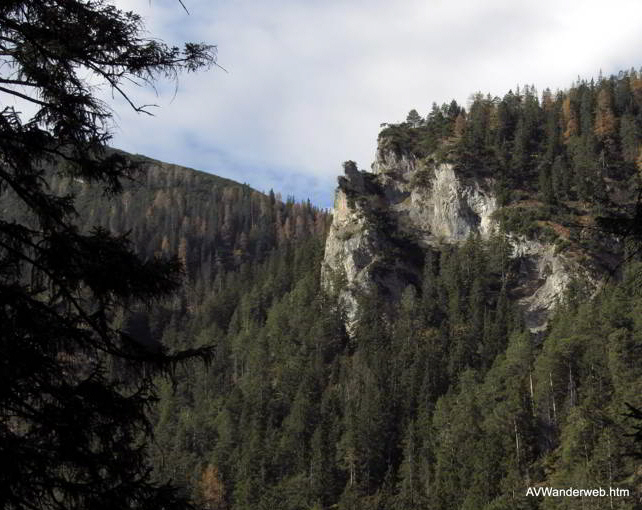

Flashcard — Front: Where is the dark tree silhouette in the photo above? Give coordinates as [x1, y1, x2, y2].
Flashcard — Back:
[0, 1, 216, 508]
[624, 404, 642, 459]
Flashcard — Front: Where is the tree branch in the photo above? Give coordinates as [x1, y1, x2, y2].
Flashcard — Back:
[0, 85, 50, 107]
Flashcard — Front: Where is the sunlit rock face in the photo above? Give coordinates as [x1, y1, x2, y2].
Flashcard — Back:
[322, 146, 588, 333]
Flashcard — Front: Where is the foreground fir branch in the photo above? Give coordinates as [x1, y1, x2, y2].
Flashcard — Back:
[0, 1, 217, 508]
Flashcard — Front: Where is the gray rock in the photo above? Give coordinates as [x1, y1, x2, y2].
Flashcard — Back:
[322, 147, 592, 333]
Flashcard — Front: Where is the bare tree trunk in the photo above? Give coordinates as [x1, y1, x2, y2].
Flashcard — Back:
[549, 371, 557, 424]
[529, 370, 535, 415]
[514, 418, 520, 466]
[568, 364, 576, 407]
[608, 436, 614, 510]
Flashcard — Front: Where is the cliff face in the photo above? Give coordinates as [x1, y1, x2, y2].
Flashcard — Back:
[322, 145, 590, 332]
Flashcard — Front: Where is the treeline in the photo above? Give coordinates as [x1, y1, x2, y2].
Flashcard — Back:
[382, 69, 642, 209]
[46, 157, 331, 297]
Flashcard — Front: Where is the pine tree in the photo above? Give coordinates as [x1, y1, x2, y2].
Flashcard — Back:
[551, 155, 571, 200]
[579, 83, 595, 137]
[395, 421, 426, 509]
[453, 111, 467, 139]
[309, 423, 335, 507]
[538, 163, 555, 204]
[406, 109, 423, 128]
[619, 114, 639, 163]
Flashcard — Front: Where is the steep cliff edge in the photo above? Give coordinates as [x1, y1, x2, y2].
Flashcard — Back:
[322, 145, 595, 332]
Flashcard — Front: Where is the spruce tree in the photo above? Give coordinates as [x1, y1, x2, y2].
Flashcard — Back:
[406, 109, 423, 128]
[0, 1, 216, 508]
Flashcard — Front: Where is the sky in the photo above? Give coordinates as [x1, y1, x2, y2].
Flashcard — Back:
[108, 0, 642, 208]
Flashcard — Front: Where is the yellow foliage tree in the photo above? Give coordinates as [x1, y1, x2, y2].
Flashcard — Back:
[561, 96, 578, 141]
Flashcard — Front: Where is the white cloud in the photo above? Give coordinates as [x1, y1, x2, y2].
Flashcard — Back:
[109, 0, 642, 207]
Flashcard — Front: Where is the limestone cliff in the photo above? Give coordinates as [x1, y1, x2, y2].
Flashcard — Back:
[322, 145, 593, 332]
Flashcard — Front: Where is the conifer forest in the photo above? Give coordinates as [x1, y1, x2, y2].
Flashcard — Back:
[1, 2, 642, 510]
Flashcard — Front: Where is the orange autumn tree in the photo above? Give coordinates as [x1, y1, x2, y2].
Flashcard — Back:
[199, 464, 226, 510]
[594, 87, 617, 140]
[561, 95, 579, 141]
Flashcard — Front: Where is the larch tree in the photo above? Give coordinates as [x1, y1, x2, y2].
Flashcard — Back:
[562, 95, 579, 141]
[594, 87, 617, 140]
[0, 1, 216, 509]
[199, 464, 226, 510]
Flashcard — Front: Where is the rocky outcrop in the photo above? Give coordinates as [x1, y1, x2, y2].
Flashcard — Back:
[321, 161, 423, 324]
[510, 238, 576, 332]
[322, 147, 589, 332]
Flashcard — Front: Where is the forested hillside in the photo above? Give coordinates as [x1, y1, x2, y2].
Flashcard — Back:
[145, 237, 642, 510]
[9, 71, 641, 510]
[59, 155, 329, 280]
[128, 70, 641, 510]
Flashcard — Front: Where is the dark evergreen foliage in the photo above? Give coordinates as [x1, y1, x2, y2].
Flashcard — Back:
[143, 213, 641, 509]
[135, 71, 642, 509]
[3, 9, 641, 506]
[0, 1, 217, 508]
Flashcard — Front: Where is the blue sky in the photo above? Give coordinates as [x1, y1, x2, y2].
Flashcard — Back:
[110, 0, 642, 208]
